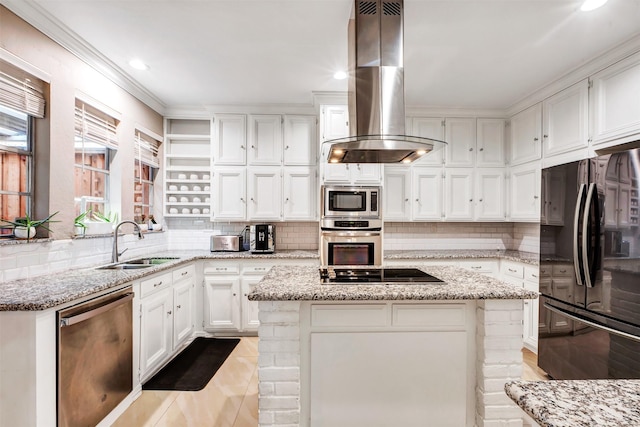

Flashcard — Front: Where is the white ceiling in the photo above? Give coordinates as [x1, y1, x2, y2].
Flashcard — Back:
[6, 0, 640, 112]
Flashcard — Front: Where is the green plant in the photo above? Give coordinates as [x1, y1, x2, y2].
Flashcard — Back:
[74, 209, 92, 230]
[0, 211, 59, 241]
[92, 211, 118, 223]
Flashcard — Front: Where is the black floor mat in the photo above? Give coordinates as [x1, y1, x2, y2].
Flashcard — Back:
[142, 337, 240, 391]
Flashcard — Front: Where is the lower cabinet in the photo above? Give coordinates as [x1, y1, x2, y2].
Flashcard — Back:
[500, 260, 539, 352]
[139, 263, 196, 381]
[203, 259, 316, 333]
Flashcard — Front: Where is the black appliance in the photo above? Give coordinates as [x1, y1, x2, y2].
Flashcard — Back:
[319, 267, 444, 284]
[250, 224, 275, 253]
[538, 145, 640, 380]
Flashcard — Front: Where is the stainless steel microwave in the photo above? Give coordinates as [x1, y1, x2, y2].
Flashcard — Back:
[321, 185, 381, 219]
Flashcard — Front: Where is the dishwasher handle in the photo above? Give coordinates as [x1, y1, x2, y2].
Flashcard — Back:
[60, 292, 134, 327]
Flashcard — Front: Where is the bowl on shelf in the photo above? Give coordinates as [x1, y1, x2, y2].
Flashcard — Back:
[202, 174, 210, 181]
[180, 185, 189, 191]
[192, 208, 201, 214]
[203, 208, 210, 214]
[193, 197, 202, 203]
[204, 186, 210, 191]
[168, 196, 178, 202]
[177, 173, 187, 179]
[169, 208, 178, 214]
[193, 185, 202, 191]
[169, 185, 178, 191]
[190, 174, 198, 180]
[181, 208, 191, 214]
[180, 196, 189, 202]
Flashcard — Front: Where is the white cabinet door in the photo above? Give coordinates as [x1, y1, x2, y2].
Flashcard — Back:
[509, 104, 542, 166]
[509, 162, 541, 221]
[172, 279, 194, 350]
[591, 51, 640, 145]
[212, 167, 246, 220]
[475, 168, 505, 221]
[140, 288, 173, 376]
[247, 167, 282, 220]
[542, 80, 589, 157]
[248, 115, 283, 165]
[284, 115, 317, 165]
[213, 114, 246, 165]
[241, 276, 262, 331]
[445, 118, 476, 167]
[284, 167, 317, 220]
[476, 118, 505, 166]
[412, 166, 443, 220]
[204, 277, 241, 331]
[444, 168, 474, 220]
[383, 167, 411, 221]
[351, 163, 382, 184]
[409, 117, 445, 166]
[322, 162, 351, 183]
[321, 105, 349, 141]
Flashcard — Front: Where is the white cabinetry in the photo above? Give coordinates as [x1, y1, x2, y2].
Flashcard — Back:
[383, 167, 411, 221]
[247, 167, 283, 220]
[284, 115, 317, 165]
[412, 166, 444, 220]
[408, 117, 445, 166]
[508, 162, 541, 221]
[444, 168, 504, 221]
[509, 104, 542, 166]
[476, 118, 506, 166]
[139, 263, 196, 380]
[500, 260, 538, 352]
[445, 168, 474, 220]
[542, 80, 589, 160]
[445, 118, 476, 167]
[475, 168, 506, 221]
[212, 167, 246, 220]
[164, 118, 212, 218]
[248, 114, 283, 165]
[284, 167, 317, 220]
[591, 51, 640, 146]
[213, 114, 247, 165]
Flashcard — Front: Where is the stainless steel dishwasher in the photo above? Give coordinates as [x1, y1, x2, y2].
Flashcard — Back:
[57, 286, 134, 427]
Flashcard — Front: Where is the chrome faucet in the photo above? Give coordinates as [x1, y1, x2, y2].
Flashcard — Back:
[112, 221, 144, 263]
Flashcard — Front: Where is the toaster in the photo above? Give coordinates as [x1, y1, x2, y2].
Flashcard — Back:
[210, 235, 244, 252]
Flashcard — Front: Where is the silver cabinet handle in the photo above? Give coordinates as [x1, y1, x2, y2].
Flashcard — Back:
[508, 268, 517, 273]
[181, 271, 188, 276]
[154, 281, 163, 288]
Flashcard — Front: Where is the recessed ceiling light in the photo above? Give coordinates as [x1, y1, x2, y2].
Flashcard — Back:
[129, 58, 149, 70]
[580, 0, 608, 11]
[333, 71, 347, 80]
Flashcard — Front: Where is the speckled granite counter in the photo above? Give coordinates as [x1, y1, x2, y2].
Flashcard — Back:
[505, 380, 640, 427]
[248, 265, 538, 301]
[385, 249, 539, 264]
[0, 249, 318, 311]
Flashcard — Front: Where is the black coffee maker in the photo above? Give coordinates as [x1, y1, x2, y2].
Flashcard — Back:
[250, 224, 275, 253]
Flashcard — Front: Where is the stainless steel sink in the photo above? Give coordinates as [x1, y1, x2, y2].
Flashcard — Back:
[96, 257, 179, 270]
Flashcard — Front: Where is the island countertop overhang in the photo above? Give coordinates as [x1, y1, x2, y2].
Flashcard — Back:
[248, 265, 539, 301]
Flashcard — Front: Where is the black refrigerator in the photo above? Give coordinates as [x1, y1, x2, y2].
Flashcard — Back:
[538, 145, 640, 380]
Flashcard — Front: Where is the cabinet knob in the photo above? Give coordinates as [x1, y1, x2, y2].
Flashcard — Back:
[534, 137, 539, 141]
[469, 199, 473, 202]
[233, 293, 237, 297]
[285, 198, 289, 202]
[534, 195, 539, 199]
[167, 310, 172, 315]
[251, 145, 255, 149]
[176, 305, 181, 309]
[479, 148, 484, 152]
[240, 197, 245, 202]
[543, 134, 548, 138]
[405, 198, 409, 202]
[285, 145, 289, 150]
[240, 145, 245, 149]
[251, 197, 255, 202]
[469, 147, 473, 151]
[479, 198, 483, 202]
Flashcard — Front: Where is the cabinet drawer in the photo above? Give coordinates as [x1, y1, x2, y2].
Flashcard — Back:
[502, 261, 524, 279]
[458, 260, 497, 275]
[524, 265, 540, 283]
[243, 264, 272, 275]
[311, 304, 387, 327]
[538, 265, 551, 277]
[203, 262, 240, 275]
[173, 263, 195, 282]
[140, 272, 172, 298]
[552, 264, 573, 277]
[392, 304, 466, 328]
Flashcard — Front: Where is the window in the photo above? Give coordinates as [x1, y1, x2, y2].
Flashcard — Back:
[134, 129, 160, 224]
[74, 100, 118, 217]
[0, 59, 45, 236]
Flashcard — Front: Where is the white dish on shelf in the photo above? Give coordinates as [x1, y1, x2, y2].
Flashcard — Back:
[190, 174, 198, 180]
[168, 196, 177, 202]
[180, 185, 189, 191]
[205, 197, 211, 202]
[204, 186, 210, 191]
[180, 197, 189, 202]
[177, 173, 187, 179]
[169, 208, 178, 214]
[182, 208, 191, 214]
[203, 208, 210, 214]
[192, 185, 202, 192]
[193, 197, 202, 203]
[192, 208, 201, 214]
[202, 174, 210, 180]
[169, 185, 178, 191]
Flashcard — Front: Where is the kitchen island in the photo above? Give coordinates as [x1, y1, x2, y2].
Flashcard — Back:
[248, 264, 538, 427]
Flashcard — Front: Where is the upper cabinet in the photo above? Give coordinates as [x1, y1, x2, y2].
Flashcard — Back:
[408, 117, 445, 166]
[444, 118, 476, 167]
[284, 115, 318, 166]
[509, 104, 542, 166]
[476, 118, 506, 167]
[213, 114, 246, 165]
[321, 105, 350, 142]
[542, 80, 589, 158]
[591, 51, 640, 147]
[248, 115, 283, 165]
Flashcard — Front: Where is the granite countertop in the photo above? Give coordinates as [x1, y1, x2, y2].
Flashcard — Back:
[248, 265, 538, 301]
[385, 249, 539, 265]
[505, 380, 640, 427]
[0, 250, 318, 311]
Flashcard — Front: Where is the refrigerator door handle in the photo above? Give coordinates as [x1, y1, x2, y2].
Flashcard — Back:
[582, 183, 597, 288]
[573, 183, 586, 287]
[544, 302, 640, 343]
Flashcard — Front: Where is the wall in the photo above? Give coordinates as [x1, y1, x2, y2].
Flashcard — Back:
[0, 6, 163, 238]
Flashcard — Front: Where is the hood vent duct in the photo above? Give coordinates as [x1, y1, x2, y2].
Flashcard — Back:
[325, 0, 446, 164]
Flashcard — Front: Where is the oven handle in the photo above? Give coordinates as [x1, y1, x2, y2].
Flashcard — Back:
[60, 292, 134, 327]
[321, 231, 382, 237]
[544, 302, 640, 343]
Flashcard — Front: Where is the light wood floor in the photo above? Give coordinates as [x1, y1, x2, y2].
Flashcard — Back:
[115, 338, 548, 426]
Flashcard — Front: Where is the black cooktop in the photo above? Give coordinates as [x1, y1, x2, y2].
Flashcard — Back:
[319, 267, 444, 284]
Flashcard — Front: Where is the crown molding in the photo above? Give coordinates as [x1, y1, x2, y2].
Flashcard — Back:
[1, 0, 166, 114]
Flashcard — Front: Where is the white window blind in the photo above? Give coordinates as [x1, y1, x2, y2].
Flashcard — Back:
[0, 60, 45, 118]
[134, 130, 160, 168]
[74, 101, 118, 150]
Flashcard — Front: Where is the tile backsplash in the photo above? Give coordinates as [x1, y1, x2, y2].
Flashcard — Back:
[0, 221, 541, 282]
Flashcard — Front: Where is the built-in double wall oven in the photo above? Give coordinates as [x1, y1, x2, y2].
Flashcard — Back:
[320, 185, 382, 266]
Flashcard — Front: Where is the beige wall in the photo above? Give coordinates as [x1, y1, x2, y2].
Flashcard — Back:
[0, 6, 163, 239]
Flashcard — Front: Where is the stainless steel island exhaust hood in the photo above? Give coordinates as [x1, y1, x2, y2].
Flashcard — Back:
[325, 0, 446, 164]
